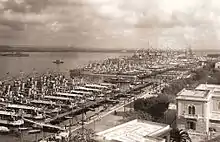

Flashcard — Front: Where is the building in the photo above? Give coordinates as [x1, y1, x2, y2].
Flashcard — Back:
[176, 84, 220, 141]
[215, 62, 220, 70]
[96, 119, 171, 142]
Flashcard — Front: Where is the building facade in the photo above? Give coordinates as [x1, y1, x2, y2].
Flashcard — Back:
[176, 84, 220, 141]
[215, 62, 220, 70]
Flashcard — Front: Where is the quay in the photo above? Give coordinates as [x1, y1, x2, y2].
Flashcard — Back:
[23, 118, 65, 131]
[45, 99, 105, 124]
[81, 71, 136, 79]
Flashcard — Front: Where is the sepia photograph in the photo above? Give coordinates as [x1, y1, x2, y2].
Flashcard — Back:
[0, 0, 220, 142]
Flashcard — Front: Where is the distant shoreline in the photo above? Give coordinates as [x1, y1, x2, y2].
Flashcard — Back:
[0, 45, 219, 53]
[0, 46, 135, 53]
[0, 50, 133, 53]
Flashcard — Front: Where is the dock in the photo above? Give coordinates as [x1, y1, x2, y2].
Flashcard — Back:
[45, 99, 105, 123]
[23, 118, 65, 131]
[80, 71, 136, 79]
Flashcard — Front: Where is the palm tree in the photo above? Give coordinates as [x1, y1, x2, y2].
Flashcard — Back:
[171, 129, 192, 142]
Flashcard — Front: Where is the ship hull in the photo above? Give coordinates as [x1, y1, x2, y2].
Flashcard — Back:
[0, 119, 24, 127]
[0, 52, 29, 57]
[1, 54, 29, 57]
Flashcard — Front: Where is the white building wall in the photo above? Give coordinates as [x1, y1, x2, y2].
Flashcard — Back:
[178, 100, 204, 117]
[215, 62, 220, 69]
[204, 101, 210, 133]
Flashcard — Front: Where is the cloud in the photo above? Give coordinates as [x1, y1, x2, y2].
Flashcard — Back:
[2, 0, 50, 13]
[0, 0, 220, 49]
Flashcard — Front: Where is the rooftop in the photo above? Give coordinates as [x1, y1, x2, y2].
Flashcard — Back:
[6, 103, 42, 111]
[177, 84, 220, 101]
[176, 88, 210, 101]
[196, 84, 220, 91]
[177, 89, 209, 98]
[96, 119, 170, 142]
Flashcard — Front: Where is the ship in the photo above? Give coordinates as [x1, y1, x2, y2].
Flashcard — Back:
[52, 59, 64, 64]
[0, 110, 24, 126]
[0, 52, 29, 57]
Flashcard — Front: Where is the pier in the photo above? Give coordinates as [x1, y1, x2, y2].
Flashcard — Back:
[80, 71, 136, 78]
[46, 99, 105, 123]
[23, 118, 65, 131]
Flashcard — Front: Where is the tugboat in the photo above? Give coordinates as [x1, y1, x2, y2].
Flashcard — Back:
[0, 52, 29, 57]
[52, 60, 64, 64]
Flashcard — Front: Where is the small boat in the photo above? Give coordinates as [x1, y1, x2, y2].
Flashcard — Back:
[65, 116, 72, 119]
[18, 127, 29, 131]
[33, 114, 44, 120]
[0, 126, 10, 133]
[28, 129, 41, 134]
[53, 60, 64, 64]
[51, 108, 61, 113]
[22, 113, 44, 120]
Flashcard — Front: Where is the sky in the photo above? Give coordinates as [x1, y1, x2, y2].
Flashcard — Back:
[0, 0, 220, 50]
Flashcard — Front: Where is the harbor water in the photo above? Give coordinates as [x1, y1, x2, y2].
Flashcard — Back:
[0, 52, 131, 79]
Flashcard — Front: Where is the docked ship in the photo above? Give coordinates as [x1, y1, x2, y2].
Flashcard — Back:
[5, 103, 45, 120]
[0, 52, 29, 57]
[0, 110, 24, 126]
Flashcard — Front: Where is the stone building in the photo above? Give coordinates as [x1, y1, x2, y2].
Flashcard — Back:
[215, 62, 220, 70]
[176, 84, 220, 141]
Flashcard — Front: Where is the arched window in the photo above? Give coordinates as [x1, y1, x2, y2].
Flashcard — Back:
[218, 102, 220, 110]
[188, 106, 192, 114]
[192, 106, 196, 115]
[188, 105, 196, 115]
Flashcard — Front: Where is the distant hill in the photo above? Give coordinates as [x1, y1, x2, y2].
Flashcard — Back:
[193, 48, 220, 52]
[0, 45, 135, 53]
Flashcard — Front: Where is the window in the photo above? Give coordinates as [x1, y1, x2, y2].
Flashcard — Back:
[218, 102, 220, 110]
[192, 106, 195, 115]
[187, 121, 196, 130]
[188, 106, 192, 114]
[188, 105, 196, 115]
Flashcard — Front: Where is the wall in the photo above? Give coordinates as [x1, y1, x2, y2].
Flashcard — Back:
[177, 100, 204, 117]
[210, 122, 220, 133]
[210, 97, 220, 122]
[215, 63, 220, 69]
[159, 131, 171, 142]
[212, 97, 220, 112]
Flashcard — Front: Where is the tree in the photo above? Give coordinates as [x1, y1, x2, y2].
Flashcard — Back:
[71, 128, 97, 142]
[133, 95, 169, 121]
[171, 129, 192, 142]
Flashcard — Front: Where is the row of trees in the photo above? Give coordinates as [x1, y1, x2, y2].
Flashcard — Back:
[133, 94, 169, 122]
